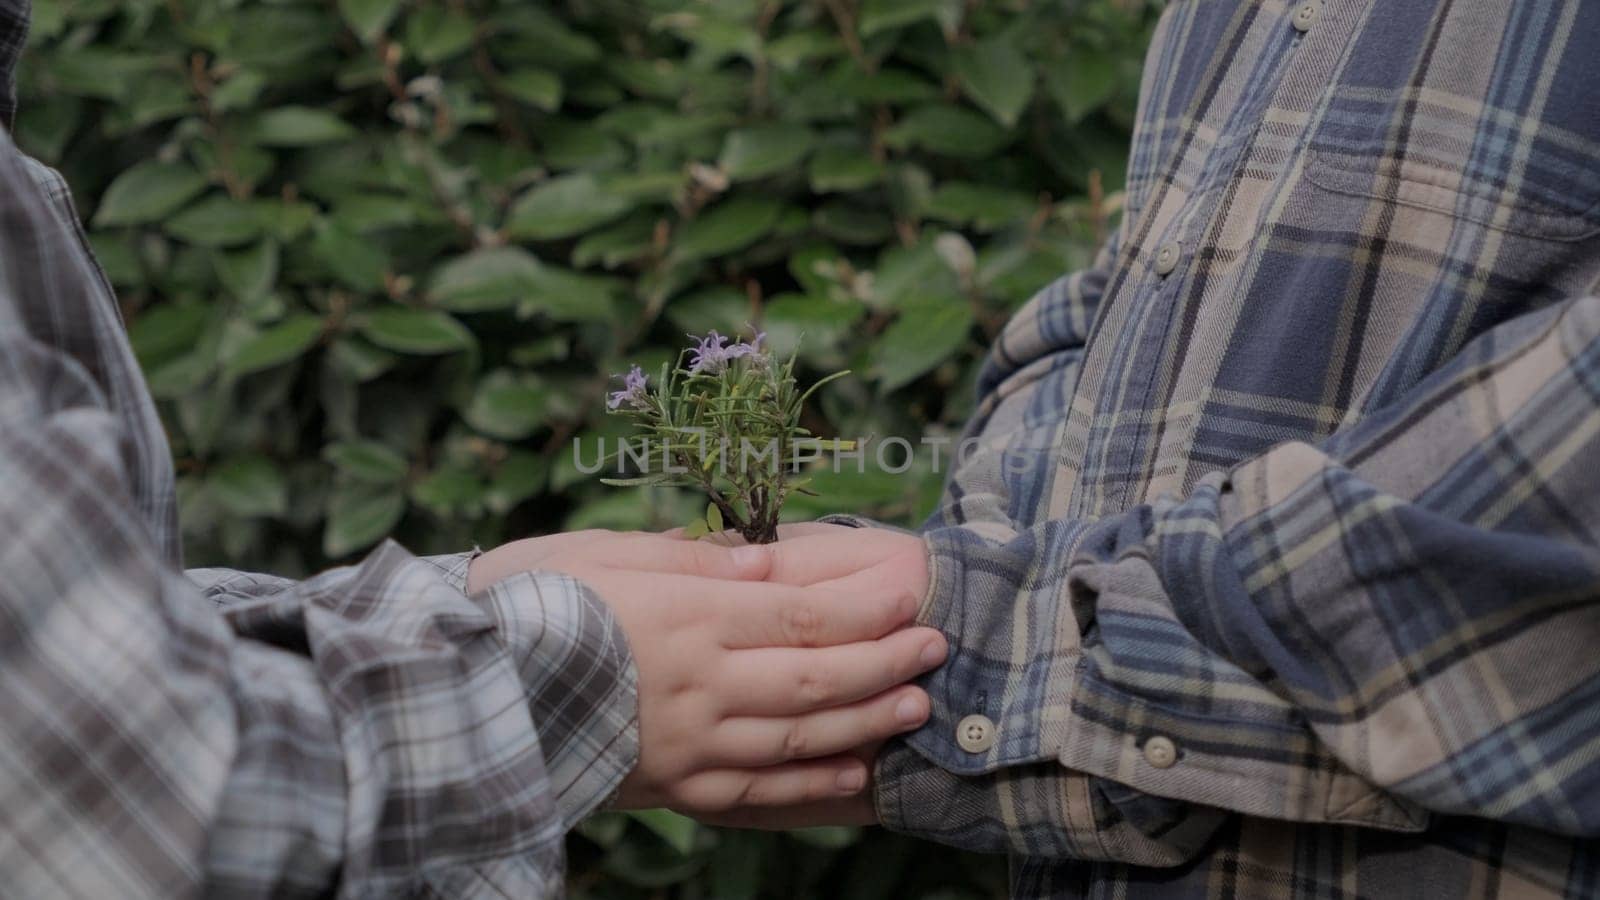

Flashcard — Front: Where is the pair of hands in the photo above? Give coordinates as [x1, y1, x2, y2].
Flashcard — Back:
[465, 523, 934, 829]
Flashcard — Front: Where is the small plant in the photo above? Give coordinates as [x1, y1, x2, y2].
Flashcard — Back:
[603, 331, 851, 544]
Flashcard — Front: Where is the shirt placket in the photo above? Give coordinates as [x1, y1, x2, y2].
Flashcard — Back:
[1079, 0, 1370, 516]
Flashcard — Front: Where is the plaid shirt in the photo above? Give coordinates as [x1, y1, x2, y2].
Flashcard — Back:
[883, 0, 1600, 896]
[0, 0, 19, 130]
[0, 27, 637, 897]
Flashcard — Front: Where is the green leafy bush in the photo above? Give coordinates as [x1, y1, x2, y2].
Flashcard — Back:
[17, 0, 1155, 895]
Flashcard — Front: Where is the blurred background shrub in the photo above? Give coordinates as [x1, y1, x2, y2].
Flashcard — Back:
[16, 0, 1156, 895]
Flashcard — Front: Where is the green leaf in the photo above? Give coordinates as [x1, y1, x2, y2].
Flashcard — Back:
[505, 174, 633, 240]
[211, 69, 267, 113]
[808, 144, 884, 193]
[599, 169, 686, 202]
[332, 193, 420, 232]
[252, 106, 357, 146]
[789, 826, 862, 849]
[213, 241, 280, 303]
[514, 265, 619, 323]
[209, 456, 288, 519]
[93, 161, 209, 227]
[225, 314, 324, 378]
[338, 0, 402, 43]
[655, 15, 759, 62]
[329, 337, 398, 382]
[501, 69, 563, 111]
[705, 502, 723, 533]
[925, 182, 1037, 231]
[1044, 47, 1119, 123]
[574, 812, 628, 850]
[405, 6, 475, 64]
[717, 124, 816, 181]
[814, 201, 893, 245]
[164, 195, 262, 247]
[486, 450, 549, 514]
[665, 286, 748, 336]
[763, 291, 865, 346]
[359, 308, 475, 355]
[312, 220, 390, 291]
[323, 483, 405, 558]
[885, 105, 1011, 158]
[953, 35, 1035, 127]
[871, 293, 974, 390]
[870, 239, 947, 309]
[599, 474, 682, 487]
[767, 29, 843, 70]
[859, 0, 958, 37]
[464, 371, 549, 440]
[670, 196, 784, 263]
[572, 216, 656, 269]
[410, 465, 485, 517]
[628, 808, 699, 856]
[832, 66, 940, 103]
[683, 518, 710, 539]
[428, 246, 619, 321]
[540, 121, 627, 170]
[129, 302, 209, 367]
[323, 440, 409, 484]
[428, 246, 541, 312]
[258, 199, 318, 242]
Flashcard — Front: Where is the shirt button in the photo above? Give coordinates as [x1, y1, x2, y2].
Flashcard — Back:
[1292, 0, 1320, 32]
[1143, 735, 1178, 769]
[1153, 241, 1182, 276]
[956, 714, 996, 753]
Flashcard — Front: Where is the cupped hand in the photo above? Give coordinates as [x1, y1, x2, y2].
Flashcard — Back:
[466, 530, 945, 816]
[662, 522, 937, 830]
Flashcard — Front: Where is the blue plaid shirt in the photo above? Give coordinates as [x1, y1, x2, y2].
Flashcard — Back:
[884, 1, 1600, 896]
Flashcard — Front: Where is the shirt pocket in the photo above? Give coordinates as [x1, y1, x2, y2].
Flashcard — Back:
[1300, 4, 1600, 242]
[1303, 126, 1600, 242]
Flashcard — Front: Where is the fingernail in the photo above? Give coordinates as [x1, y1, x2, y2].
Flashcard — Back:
[836, 769, 866, 792]
[732, 545, 766, 572]
[896, 694, 925, 725]
[900, 592, 920, 621]
[920, 638, 946, 668]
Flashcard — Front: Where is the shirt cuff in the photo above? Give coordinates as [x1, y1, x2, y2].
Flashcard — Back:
[474, 570, 639, 829]
[874, 521, 1143, 859]
[1054, 531, 1428, 832]
[420, 548, 482, 596]
[874, 735, 1223, 864]
[881, 505, 1428, 861]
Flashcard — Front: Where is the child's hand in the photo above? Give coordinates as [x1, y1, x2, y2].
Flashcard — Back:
[467, 530, 945, 815]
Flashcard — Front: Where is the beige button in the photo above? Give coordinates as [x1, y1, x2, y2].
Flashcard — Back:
[1153, 241, 1182, 276]
[1143, 735, 1178, 769]
[1292, 1, 1320, 32]
[956, 714, 996, 753]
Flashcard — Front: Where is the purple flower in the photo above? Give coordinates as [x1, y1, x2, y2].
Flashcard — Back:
[687, 330, 731, 374]
[724, 330, 767, 361]
[607, 365, 649, 410]
[688, 330, 768, 374]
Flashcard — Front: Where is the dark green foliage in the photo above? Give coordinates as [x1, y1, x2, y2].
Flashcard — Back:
[16, 0, 1155, 895]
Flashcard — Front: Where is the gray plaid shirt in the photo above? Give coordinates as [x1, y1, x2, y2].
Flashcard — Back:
[0, 9, 638, 893]
[0, 0, 20, 130]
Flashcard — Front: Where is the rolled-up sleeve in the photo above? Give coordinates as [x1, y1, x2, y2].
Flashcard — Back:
[881, 290, 1600, 860]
